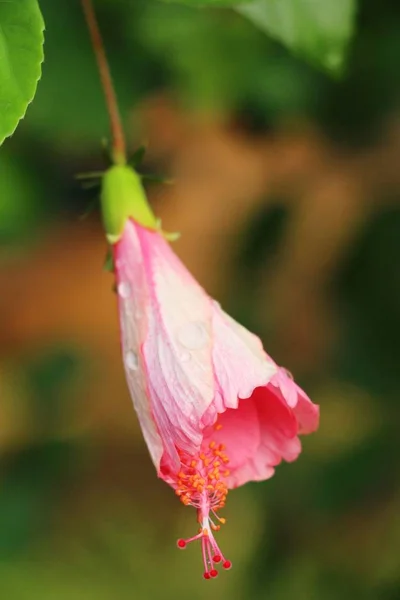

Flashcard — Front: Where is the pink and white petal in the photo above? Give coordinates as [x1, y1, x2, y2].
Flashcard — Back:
[215, 305, 272, 364]
[210, 304, 278, 412]
[114, 222, 164, 470]
[268, 377, 319, 436]
[271, 369, 299, 408]
[203, 386, 300, 488]
[137, 226, 215, 465]
[293, 390, 320, 434]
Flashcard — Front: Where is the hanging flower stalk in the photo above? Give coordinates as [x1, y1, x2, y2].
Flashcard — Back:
[81, 0, 320, 580]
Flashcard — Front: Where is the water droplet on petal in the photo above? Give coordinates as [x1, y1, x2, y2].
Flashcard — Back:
[178, 321, 209, 350]
[118, 282, 131, 298]
[125, 350, 138, 370]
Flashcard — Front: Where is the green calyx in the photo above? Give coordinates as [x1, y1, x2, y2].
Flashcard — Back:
[100, 164, 158, 244]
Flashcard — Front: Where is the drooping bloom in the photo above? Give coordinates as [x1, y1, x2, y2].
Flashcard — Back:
[101, 164, 319, 579]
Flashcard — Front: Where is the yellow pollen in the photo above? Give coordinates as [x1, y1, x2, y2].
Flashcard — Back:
[215, 423, 223, 431]
[174, 440, 230, 513]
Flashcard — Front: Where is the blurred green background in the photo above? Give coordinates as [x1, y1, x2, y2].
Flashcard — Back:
[1, 0, 400, 598]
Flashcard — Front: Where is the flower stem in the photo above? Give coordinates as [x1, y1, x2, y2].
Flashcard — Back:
[81, 0, 126, 164]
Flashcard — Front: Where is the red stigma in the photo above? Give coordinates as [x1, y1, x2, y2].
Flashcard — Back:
[177, 539, 186, 549]
[210, 569, 218, 578]
[223, 560, 232, 570]
[203, 572, 211, 580]
[213, 554, 222, 563]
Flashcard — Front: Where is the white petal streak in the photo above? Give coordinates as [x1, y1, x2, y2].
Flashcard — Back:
[115, 222, 163, 470]
[139, 227, 215, 458]
[211, 304, 278, 408]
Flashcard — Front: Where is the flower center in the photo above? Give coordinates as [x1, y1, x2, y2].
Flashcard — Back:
[175, 440, 232, 579]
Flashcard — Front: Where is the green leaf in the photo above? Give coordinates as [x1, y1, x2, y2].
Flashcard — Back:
[237, 0, 356, 75]
[158, 0, 251, 6]
[0, 0, 45, 145]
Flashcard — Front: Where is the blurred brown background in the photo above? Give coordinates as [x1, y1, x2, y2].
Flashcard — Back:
[0, 0, 399, 598]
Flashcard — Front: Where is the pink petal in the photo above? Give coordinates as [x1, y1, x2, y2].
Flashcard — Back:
[115, 220, 319, 488]
[202, 303, 277, 424]
[113, 221, 164, 470]
[202, 386, 301, 488]
[293, 391, 320, 434]
[270, 369, 319, 434]
[127, 223, 215, 471]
